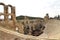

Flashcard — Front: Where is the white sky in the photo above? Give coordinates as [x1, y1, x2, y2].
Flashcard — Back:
[0, 0, 60, 18]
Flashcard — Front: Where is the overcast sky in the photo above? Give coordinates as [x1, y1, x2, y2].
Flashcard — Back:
[0, 0, 60, 18]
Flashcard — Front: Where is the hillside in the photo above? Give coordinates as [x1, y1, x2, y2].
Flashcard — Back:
[16, 15, 43, 20]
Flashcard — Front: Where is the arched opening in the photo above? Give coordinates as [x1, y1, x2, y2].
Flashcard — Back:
[8, 5, 12, 20]
[7, 5, 13, 20]
[0, 3, 5, 21]
[0, 3, 5, 13]
[0, 5, 4, 13]
[8, 15, 11, 20]
[8, 7, 11, 14]
[0, 15, 4, 21]
[8, 5, 12, 14]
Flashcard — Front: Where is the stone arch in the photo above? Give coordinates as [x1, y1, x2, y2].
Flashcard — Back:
[8, 4, 12, 13]
[7, 5, 12, 20]
[7, 4, 16, 22]
[0, 3, 22, 33]
[0, 3, 5, 6]
[0, 3, 7, 20]
[0, 3, 5, 13]
[7, 5, 16, 20]
[8, 5, 12, 7]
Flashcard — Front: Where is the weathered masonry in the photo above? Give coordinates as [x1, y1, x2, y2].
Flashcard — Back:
[0, 3, 24, 33]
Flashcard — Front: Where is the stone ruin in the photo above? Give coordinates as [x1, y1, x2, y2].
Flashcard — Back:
[22, 16, 45, 36]
[0, 3, 24, 33]
[0, 3, 45, 36]
[0, 3, 60, 40]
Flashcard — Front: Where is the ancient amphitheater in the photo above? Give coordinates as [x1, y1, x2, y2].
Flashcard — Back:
[0, 3, 60, 40]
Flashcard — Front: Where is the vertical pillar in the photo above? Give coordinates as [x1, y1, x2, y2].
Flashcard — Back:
[11, 7, 16, 22]
[11, 6, 18, 31]
[4, 5, 8, 24]
[11, 6, 13, 20]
